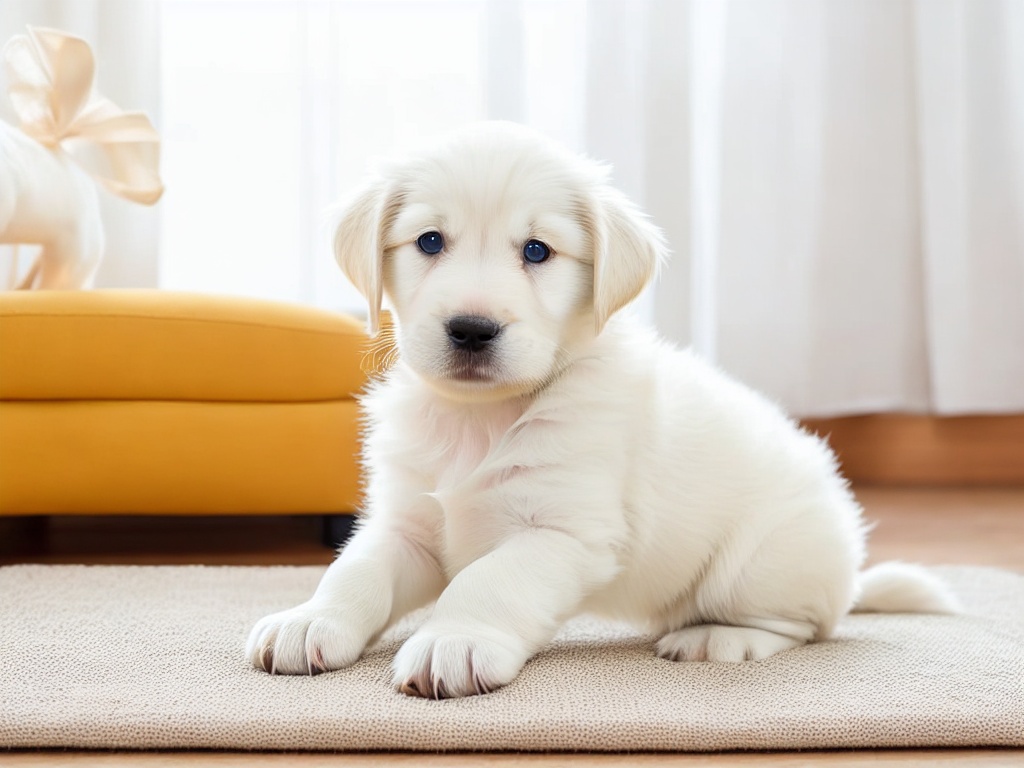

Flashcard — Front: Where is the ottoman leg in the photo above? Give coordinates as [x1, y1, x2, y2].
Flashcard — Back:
[0, 515, 49, 558]
[321, 514, 357, 549]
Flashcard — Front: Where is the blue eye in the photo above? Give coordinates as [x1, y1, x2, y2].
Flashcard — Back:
[523, 239, 550, 264]
[416, 231, 444, 255]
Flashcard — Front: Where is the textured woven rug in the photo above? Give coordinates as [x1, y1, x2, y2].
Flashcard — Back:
[0, 564, 1021, 752]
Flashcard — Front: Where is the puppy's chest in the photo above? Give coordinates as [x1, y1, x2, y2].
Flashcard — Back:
[427, 413, 513, 492]
[424, 417, 516, 577]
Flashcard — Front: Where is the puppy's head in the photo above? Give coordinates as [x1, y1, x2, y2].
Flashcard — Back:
[334, 122, 666, 402]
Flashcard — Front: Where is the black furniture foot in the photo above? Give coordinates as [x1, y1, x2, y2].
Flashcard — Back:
[321, 514, 357, 549]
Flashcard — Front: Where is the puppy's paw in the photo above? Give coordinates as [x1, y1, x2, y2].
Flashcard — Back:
[392, 624, 528, 699]
[246, 602, 365, 675]
[657, 624, 805, 663]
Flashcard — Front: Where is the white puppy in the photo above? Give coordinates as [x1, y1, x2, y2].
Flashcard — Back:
[247, 122, 957, 698]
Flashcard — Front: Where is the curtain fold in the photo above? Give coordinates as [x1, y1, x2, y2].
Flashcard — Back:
[582, 0, 1023, 415]
[709, 0, 931, 415]
[914, 0, 1024, 412]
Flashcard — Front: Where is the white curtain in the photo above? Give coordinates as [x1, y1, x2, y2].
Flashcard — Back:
[155, 0, 592, 314]
[2, 0, 1021, 415]
[585, 0, 1024, 415]
[913, 1, 1024, 413]
[0, 0, 161, 288]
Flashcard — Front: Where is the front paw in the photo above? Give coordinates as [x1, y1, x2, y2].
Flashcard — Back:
[246, 602, 365, 675]
[392, 623, 528, 699]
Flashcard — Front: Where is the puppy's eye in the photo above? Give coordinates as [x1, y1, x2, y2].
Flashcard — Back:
[416, 231, 444, 255]
[523, 239, 550, 264]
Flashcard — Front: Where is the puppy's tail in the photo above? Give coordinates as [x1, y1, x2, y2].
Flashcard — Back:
[851, 561, 960, 614]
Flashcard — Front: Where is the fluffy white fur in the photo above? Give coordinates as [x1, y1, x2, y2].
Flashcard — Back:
[246, 122, 958, 698]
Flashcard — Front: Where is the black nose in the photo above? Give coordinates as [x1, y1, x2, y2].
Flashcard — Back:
[447, 315, 502, 352]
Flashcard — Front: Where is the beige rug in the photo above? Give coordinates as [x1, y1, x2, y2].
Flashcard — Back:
[0, 564, 1021, 752]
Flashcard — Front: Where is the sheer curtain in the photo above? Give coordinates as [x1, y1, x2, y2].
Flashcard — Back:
[3, 0, 1021, 415]
[587, 0, 1023, 415]
[914, 1, 1024, 413]
[157, 0, 591, 315]
[713, 0, 1024, 415]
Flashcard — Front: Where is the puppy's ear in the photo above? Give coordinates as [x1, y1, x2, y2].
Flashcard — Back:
[333, 179, 401, 336]
[587, 185, 667, 332]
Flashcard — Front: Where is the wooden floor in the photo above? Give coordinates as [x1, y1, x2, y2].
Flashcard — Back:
[2, 485, 1022, 767]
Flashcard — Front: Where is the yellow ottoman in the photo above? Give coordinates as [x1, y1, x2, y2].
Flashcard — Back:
[0, 290, 368, 519]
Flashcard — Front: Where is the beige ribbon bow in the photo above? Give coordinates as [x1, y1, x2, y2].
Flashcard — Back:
[3, 26, 163, 205]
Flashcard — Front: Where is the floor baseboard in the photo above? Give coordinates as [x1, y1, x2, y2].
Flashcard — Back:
[802, 414, 1024, 486]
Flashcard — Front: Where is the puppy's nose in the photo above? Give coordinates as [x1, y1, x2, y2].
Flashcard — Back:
[447, 315, 502, 352]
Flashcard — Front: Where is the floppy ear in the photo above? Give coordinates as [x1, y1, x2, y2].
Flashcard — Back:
[333, 179, 401, 336]
[587, 185, 668, 332]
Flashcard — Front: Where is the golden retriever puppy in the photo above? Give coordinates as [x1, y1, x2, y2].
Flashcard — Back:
[247, 122, 956, 698]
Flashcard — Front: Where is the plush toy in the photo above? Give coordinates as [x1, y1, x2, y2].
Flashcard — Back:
[0, 26, 163, 289]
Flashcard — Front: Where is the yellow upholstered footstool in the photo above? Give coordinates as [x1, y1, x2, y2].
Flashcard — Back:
[0, 290, 368, 523]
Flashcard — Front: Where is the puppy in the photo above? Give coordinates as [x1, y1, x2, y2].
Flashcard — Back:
[247, 122, 957, 698]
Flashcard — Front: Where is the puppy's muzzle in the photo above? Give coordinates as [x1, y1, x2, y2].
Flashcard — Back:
[447, 315, 502, 353]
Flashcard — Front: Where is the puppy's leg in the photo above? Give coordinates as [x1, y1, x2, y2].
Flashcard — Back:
[657, 619, 815, 663]
[393, 528, 616, 698]
[247, 513, 445, 675]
